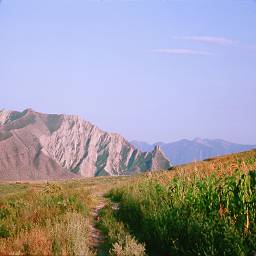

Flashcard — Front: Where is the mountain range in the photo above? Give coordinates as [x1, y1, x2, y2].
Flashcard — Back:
[0, 109, 170, 181]
[1, 108, 254, 181]
[131, 138, 256, 165]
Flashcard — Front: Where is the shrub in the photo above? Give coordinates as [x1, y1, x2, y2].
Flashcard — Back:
[98, 205, 146, 256]
[110, 236, 146, 256]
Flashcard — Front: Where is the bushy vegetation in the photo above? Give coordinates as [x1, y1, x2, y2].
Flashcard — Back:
[0, 151, 255, 255]
[0, 182, 94, 255]
[107, 152, 256, 255]
[98, 204, 146, 256]
[0, 175, 132, 255]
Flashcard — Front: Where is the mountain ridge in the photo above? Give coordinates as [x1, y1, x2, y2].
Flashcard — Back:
[0, 109, 171, 180]
[131, 138, 256, 165]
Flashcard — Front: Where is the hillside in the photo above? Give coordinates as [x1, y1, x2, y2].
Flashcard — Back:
[131, 138, 256, 165]
[0, 150, 255, 255]
[0, 109, 170, 180]
[106, 149, 256, 255]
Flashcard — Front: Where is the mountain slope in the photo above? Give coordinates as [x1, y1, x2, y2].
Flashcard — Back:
[0, 109, 171, 180]
[131, 138, 256, 165]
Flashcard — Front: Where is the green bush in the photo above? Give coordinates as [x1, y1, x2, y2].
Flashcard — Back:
[0, 224, 10, 238]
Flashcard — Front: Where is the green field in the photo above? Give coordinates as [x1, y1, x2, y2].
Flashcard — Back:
[0, 150, 256, 255]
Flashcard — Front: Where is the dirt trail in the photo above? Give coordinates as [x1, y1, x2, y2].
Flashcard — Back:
[89, 193, 107, 254]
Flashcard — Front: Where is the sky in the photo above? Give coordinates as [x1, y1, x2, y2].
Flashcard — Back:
[0, 0, 256, 144]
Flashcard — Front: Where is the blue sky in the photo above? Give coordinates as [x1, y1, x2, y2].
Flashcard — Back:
[0, 0, 256, 144]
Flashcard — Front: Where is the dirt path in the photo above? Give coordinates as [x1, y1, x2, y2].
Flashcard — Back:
[89, 194, 107, 254]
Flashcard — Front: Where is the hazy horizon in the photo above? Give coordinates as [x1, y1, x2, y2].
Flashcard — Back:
[1, 0, 256, 144]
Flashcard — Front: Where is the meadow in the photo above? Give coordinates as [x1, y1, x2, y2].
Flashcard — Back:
[0, 150, 255, 255]
[0, 176, 130, 255]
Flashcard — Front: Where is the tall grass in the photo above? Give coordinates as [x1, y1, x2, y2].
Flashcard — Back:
[0, 151, 255, 255]
[108, 162, 256, 255]
[0, 182, 94, 255]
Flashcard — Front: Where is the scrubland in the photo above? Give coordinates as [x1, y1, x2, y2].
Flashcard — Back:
[0, 150, 256, 255]
[0, 177, 129, 255]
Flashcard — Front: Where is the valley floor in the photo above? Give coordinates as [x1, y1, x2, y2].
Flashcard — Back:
[0, 149, 256, 255]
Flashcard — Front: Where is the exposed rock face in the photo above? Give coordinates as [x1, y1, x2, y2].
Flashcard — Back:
[0, 109, 171, 180]
[150, 145, 171, 170]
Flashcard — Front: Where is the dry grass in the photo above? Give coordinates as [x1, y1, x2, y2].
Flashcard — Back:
[0, 175, 132, 255]
[51, 212, 92, 256]
[0, 181, 94, 255]
[0, 150, 255, 255]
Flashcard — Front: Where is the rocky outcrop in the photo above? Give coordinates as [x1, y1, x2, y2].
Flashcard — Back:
[0, 109, 171, 180]
[149, 145, 171, 170]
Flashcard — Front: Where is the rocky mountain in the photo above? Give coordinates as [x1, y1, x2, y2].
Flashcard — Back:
[131, 138, 256, 165]
[0, 109, 171, 180]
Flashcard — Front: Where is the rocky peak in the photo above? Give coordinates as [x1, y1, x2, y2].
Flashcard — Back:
[153, 145, 161, 152]
[150, 145, 171, 171]
[0, 109, 171, 180]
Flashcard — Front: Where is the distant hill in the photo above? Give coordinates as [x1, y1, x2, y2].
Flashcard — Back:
[131, 138, 256, 165]
[0, 109, 170, 180]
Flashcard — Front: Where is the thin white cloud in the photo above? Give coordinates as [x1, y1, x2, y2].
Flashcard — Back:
[173, 36, 236, 46]
[153, 48, 213, 56]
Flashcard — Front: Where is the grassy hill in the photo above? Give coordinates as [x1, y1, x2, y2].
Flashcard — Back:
[0, 149, 255, 255]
